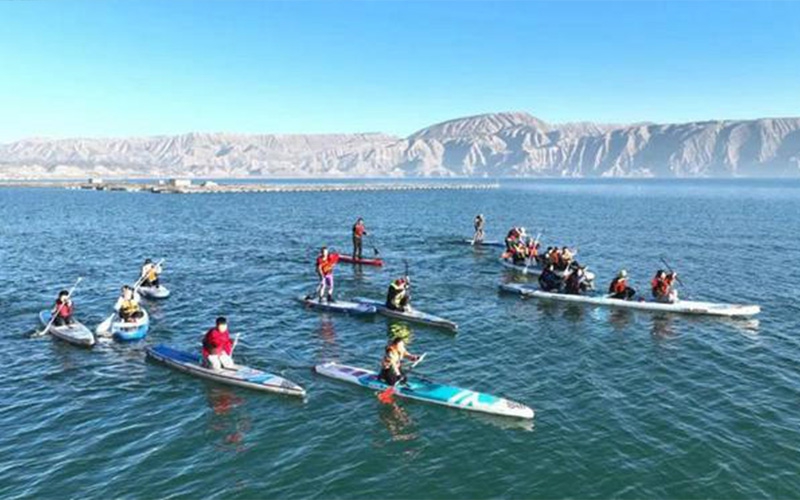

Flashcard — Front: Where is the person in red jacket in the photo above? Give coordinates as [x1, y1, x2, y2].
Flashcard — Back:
[52, 290, 75, 327]
[352, 218, 368, 260]
[608, 270, 636, 300]
[202, 317, 235, 370]
[651, 270, 679, 303]
[315, 246, 340, 303]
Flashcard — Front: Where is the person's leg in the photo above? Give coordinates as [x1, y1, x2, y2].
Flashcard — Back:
[317, 276, 327, 300]
[53, 315, 66, 327]
[326, 275, 335, 302]
[206, 354, 222, 370]
[352, 236, 358, 259]
[219, 353, 235, 369]
[357, 238, 363, 259]
[380, 368, 400, 386]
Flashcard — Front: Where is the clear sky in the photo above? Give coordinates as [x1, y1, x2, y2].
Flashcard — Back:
[1, 0, 799, 141]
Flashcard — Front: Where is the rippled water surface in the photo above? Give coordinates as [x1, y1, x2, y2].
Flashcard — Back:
[2, 179, 799, 499]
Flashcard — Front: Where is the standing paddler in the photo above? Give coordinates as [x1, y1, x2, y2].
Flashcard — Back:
[315, 246, 340, 303]
[472, 214, 485, 243]
[352, 218, 367, 260]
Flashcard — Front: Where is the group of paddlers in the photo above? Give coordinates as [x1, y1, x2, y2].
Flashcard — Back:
[476, 215, 681, 303]
[48, 259, 162, 327]
[311, 243, 411, 312]
[308, 218, 419, 386]
[607, 269, 681, 303]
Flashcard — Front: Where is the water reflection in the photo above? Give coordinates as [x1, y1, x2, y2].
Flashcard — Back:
[650, 314, 676, 338]
[206, 387, 251, 452]
[608, 309, 633, 331]
[562, 304, 585, 323]
[377, 402, 418, 443]
[315, 316, 341, 362]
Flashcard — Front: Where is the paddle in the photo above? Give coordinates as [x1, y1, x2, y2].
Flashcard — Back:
[97, 259, 164, 335]
[230, 333, 241, 355]
[366, 234, 380, 257]
[34, 277, 82, 337]
[377, 352, 427, 404]
[404, 259, 413, 310]
[529, 231, 543, 265]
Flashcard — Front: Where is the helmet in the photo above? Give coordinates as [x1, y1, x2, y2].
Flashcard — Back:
[618, 269, 627, 278]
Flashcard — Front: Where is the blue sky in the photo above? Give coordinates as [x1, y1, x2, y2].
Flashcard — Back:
[1, 1, 798, 141]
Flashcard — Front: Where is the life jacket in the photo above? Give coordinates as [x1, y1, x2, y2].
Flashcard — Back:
[317, 253, 339, 275]
[550, 251, 561, 267]
[54, 300, 73, 318]
[143, 265, 158, 282]
[353, 223, 366, 238]
[382, 342, 406, 370]
[119, 299, 140, 317]
[611, 278, 628, 294]
[651, 277, 669, 296]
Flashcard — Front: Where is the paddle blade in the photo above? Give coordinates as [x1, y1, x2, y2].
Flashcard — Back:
[377, 386, 396, 404]
[96, 313, 114, 335]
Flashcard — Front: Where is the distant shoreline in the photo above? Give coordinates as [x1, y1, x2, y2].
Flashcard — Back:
[0, 179, 501, 194]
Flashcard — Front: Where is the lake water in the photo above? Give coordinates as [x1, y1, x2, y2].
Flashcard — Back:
[2, 179, 799, 499]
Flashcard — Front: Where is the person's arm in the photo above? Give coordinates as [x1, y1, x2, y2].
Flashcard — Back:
[223, 334, 233, 355]
[113, 297, 123, 312]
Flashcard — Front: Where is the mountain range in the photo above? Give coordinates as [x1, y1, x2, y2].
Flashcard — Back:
[2, 112, 799, 178]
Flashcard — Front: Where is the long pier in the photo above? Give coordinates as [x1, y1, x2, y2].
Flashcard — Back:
[0, 180, 500, 194]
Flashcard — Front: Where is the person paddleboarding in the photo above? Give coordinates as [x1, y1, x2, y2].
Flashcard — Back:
[114, 285, 144, 322]
[472, 214, 485, 244]
[140, 258, 163, 287]
[202, 316, 235, 371]
[51, 290, 76, 327]
[352, 218, 368, 260]
[314, 246, 340, 303]
[608, 270, 637, 300]
[651, 270, 679, 303]
[386, 276, 412, 312]
[378, 336, 421, 386]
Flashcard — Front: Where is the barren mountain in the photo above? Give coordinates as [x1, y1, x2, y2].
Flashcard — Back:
[2, 112, 799, 178]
